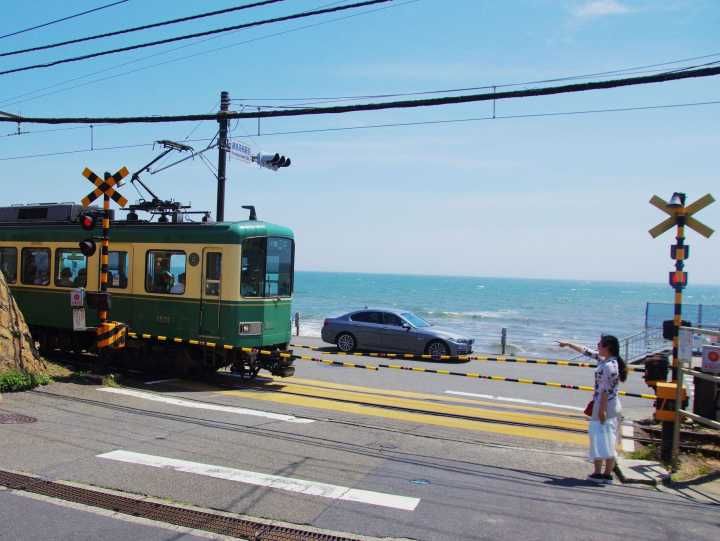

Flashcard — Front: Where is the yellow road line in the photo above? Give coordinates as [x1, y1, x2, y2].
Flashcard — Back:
[268, 375, 587, 418]
[231, 382, 587, 431]
[219, 388, 587, 446]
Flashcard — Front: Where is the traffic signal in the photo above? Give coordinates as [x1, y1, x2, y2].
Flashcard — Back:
[255, 152, 291, 171]
[78, 212, 97, 257]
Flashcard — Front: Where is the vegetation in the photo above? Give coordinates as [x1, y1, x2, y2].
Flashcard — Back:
[0, 370, 51, 392]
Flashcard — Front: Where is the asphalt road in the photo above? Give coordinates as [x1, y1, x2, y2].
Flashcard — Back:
[0, 490, 210, 541]
[0, 340, 716, 540]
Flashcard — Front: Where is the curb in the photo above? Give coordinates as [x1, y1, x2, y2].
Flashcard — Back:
[615, 458, 667, 486]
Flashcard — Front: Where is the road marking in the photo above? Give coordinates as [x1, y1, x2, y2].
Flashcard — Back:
[269, 375, 586, 417]
[219, 388, 588, 445]
[445, 390, 584, 412]
[144, 378, 177, 385]
[98, 387, 314, 424]
[236, 381, 586, 430]
[98, 450, 420, 511]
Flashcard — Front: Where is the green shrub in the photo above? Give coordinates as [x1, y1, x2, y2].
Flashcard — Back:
[0, 370, 51, 392]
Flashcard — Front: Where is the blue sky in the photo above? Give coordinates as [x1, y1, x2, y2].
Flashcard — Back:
[1, 0, 718, 284]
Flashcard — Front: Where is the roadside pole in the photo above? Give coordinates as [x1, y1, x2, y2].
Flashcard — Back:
[216, 90, 230, 222]
[649, 192, 714, 466]
[79, 166, 129, 352]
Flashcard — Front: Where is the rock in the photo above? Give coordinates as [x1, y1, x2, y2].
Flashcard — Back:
[0, 270, 46, 375]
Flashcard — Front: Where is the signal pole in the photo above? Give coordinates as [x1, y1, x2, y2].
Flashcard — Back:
[216, 90, 230, 222]
[649, 191, 715, 465]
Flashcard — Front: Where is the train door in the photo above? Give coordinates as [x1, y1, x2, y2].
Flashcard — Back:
[199, 249, 222, 337]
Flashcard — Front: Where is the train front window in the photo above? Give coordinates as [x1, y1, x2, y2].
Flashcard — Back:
[241, 237, 294, 298]
[0, 247, 17, 284]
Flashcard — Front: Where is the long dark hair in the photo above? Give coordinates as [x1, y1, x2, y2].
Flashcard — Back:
[601, 335, 627, 382]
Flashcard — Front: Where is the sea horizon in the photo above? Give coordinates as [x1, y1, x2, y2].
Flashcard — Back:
[291, 270, 720, 357]
[295, 268, 720, 288]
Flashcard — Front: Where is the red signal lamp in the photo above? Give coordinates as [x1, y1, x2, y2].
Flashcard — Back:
[668, 271, 688, 289]
[80, 214, 96, 231]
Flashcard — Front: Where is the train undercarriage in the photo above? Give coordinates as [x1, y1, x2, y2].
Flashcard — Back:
[31, 326, 295, 380]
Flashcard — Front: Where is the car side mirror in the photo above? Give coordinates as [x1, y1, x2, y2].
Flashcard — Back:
[402, 323, 411, 331]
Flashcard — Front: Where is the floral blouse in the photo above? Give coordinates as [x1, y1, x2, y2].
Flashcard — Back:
[583, 348, 622, 419]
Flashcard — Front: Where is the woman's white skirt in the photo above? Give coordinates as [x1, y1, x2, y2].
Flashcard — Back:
[588, 418, 619, 460]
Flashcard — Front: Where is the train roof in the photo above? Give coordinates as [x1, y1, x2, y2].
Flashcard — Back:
[0, 203, 293, 244]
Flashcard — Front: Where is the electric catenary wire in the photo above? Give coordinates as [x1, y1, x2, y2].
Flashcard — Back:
[0, 0, 289, 58]
[2, 65, 719, 125]
[0, 0, 414, 110]
[2, 99, 719, 161]
[0, 1, 130, 40]
[0, 0, 393, 77]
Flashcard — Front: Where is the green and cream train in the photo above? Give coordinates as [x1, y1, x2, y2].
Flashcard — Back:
[0, 203, 295, 377]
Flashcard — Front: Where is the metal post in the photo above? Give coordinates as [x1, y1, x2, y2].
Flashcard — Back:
[501, 328, 507, 355]
[671, 344, 685, 470]
[671, 193, 687, 381]
[99, 175, 111, 324]
[665, 192, 686, 465]
[294, 312, 300, 337]
[216, 91, 230, 222]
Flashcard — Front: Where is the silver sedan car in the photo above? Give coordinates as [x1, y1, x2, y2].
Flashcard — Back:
[321, 308, 474, 356]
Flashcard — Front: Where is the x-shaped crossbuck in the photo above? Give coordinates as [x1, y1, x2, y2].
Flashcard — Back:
[81, 166, 129, 208]
[649, 193, 715, 239]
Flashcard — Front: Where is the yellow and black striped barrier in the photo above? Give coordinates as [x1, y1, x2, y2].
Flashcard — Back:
[122, 331, 655, 399]
[289, 343, 646, 372]
[96, 321, 127, 349]
[288, 351, 657, 400]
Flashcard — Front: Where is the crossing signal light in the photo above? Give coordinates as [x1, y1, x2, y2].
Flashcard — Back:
[668, 271, 687, 289]
[80, 213, 96, 230]
[78, 212, 97, 256]
[256, 152, 291, 171]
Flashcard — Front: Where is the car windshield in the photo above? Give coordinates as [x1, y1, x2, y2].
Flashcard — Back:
[401, 312, 430, 328]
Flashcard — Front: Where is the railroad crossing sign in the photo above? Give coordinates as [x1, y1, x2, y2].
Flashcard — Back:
[77, 165, 130, 351]
[81, 166, 129, 208]
[648, 193, 715, 238]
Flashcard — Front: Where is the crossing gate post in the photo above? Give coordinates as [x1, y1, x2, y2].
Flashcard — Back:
[649, 191, 714, 468]
[80, 166, 129, 351]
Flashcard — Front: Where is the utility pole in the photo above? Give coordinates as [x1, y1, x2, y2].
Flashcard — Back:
[216, 90, 230, 222]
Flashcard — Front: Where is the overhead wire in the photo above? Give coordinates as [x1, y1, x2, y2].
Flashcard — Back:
[0, 0, 289, 58]
[231, 51, 720, 106]
[0, 1, 130, 40]
[0, 0, 417, 109]
[0, 0, 393, 77]
[2, 98, 718, 161]
[2, 64, 719, 125]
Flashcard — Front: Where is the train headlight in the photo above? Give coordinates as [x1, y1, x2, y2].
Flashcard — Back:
[238, 322, 262, 335]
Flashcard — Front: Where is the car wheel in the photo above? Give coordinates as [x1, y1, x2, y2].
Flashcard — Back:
[426, 340, 449, 357]
[336, 332, 356, 353]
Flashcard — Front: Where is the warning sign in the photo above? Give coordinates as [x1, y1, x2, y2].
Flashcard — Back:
[702, 345, 720, 373]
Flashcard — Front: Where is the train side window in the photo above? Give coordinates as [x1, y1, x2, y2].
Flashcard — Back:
[55, 249, 87, 288]
[205, 252, 221, 296]
[0, 247, 18, 284]
[146, 250, 186, 295]
[108, 251, 129, 289]
[21, 248, 50, 286]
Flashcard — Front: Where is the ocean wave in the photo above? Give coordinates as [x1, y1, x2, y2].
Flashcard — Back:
[422, 310, 520, 321]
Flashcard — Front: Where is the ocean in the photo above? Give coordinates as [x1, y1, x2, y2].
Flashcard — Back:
[291, 271, 720, 357]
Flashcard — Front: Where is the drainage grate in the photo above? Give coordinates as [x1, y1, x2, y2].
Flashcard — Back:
[0, 413, 36, 424]
[0, 470, 361, 540]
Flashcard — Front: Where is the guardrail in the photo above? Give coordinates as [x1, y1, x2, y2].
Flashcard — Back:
[620, 326, 668, 362]
[673, 326, 720, 468]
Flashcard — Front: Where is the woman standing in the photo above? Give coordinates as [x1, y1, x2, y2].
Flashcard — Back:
[557, 335, 628, 483]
